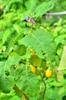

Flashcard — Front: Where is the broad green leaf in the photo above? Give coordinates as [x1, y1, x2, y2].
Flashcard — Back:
[45, 87, 61, 100]
[19, 28, 56, 60]
[4, 53, 21, 71]
[0, 76, 11, 93]
[25, 0, 38, 11]
[34, 1, 54, 17]
[59, 87, 66, 96]
[19, 73, 40, 98]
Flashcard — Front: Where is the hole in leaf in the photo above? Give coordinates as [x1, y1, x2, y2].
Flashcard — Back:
[5, 70, 10, 76]
[62, 96, 66, 100]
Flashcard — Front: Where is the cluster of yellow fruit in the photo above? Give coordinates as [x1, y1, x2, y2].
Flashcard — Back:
[29, 64, 52, 78]
[29, 48, 52, 78]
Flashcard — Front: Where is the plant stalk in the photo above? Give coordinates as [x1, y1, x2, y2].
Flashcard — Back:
[13, 84, 29, 100]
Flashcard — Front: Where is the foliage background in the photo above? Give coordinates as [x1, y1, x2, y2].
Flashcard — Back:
[0, 0, 66, 100]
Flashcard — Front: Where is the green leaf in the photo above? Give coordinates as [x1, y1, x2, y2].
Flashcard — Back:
[0, 94, 20, 100]
[0, 61, 5, 75]
[15, 45, 26, 56]
[45, 87, 61, 100]
[13, 24, 23, 35]
[55, 34, 66, 46]
[34, 1, 54, 17]
[2, 29, 13, 44]
[9, 95, 20, 100]
[4, 52, 21, 71]
[0, 76, 11, 93]
[25, 0, 38, 11]
[19, 28, 56, 60]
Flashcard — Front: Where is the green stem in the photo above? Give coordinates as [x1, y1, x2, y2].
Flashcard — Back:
[38, 78, 46, 100]
[42, 79, 46, 100]
[13, 84, 29, 100]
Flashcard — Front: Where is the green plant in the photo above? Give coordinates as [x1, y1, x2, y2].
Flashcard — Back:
[0, 0, 66, 100]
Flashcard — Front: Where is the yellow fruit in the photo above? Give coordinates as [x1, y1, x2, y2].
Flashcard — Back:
[45, 69, 52, 78]
[31, 66, 36, 73]
[29, 64, 36, 73]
